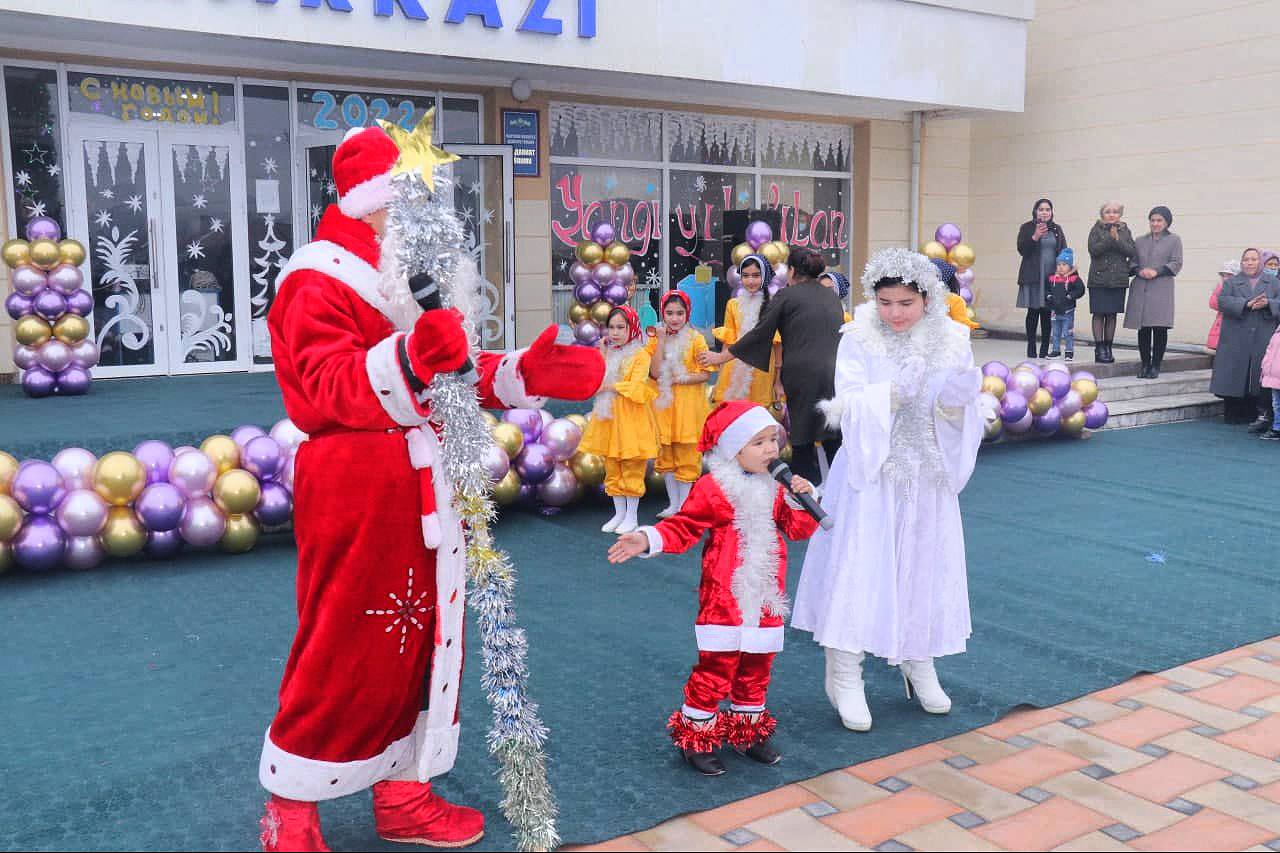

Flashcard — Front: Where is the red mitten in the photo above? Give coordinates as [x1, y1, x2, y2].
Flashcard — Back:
[520, 325, 606, 400]
[406, 308, 469, 385]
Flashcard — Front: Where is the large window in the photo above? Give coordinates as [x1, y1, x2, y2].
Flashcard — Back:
[3, 66, 65, 239]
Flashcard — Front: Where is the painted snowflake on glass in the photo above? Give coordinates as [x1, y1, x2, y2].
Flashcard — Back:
[192, 193, 208, 210]
[126, 194, 143, 213]
[186, 239, 206, 260]
[209, 218, 225, 234]
[93, 209, 112, 227]
[262, 157, 278, 175]
[15, 170, 31, 188]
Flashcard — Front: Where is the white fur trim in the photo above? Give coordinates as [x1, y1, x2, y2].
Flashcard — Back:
[365, 333, 429, 427]
[277, 239, 394, 321]
[412, 719, 461, 782]
[492, 349, 546, 409]
[638, 525, 664, 558]
[708, 456, 789, 625]
[694, 623, 785, 653]
[592, 341, 641, 420]
[716, 406, 778, 460]
[818, 396, 847, 430]
[405, 427, 437, 469]
[655, 326, 697, 410]
[421, 513, 443, 549]
[259, 724, 415, 801]
[723, 293, 764, 402]
[339, 172, 394, 220]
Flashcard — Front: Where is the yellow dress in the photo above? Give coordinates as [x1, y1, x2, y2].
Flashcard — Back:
[645, 330, 714, 446]
[580, 345, 659, 460]
[712, 297, 777, 406]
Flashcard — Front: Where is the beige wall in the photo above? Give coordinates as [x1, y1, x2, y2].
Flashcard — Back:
[964, 0, 1277, 346]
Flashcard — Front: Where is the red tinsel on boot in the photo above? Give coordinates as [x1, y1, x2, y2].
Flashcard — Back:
[723, 709, 778, 747]
[666, 710, 725, 752]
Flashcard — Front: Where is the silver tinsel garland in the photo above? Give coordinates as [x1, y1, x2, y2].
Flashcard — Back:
[388, 171, 560, 852]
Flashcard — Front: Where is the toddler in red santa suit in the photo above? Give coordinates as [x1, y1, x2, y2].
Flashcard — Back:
[608, 401, 819, 776]
[257, 124, 603, 851]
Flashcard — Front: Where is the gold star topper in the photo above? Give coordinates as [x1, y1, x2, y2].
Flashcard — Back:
[377, 107, 460, 193]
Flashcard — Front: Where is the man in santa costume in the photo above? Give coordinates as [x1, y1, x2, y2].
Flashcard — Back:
[608, 401, 819, 776]
[258, 124, 603, 851]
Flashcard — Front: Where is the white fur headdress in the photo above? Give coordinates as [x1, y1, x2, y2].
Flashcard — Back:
[860, 248, 949, 318]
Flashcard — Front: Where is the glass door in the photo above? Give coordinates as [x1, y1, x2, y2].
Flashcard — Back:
[302, 143, 338, 240]
[68, 126, 169, 378]
[444, 145, 514, 351]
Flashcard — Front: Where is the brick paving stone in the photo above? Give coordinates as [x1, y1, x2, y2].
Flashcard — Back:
[1132, 688, 1256, 733]
[1104, 752, 1231, 803]
[1189, 647, 1262, 673]
[1256, 781, 1280, 805]
[821, 788, 963, 847]
[1128, 808, 1275, 851]
[1100, 823, 1143, 842]
[634, 816, 737, 851]
[1162, 666, 1228, 689]
[1193, 725, 1228, 737]
[688, 785, 821, 837]
[1091, 674, 1171, 705]
[1137, 744, 1170, 759]
[1020, 786, 1055, 803]
[743, 808, 867, 852]
[802, 801, 840, 819]
[798, 771, 890, 812]
[938, 731, 1022, 764]
[949, 811, 987, 829]
[1153, 731, 1280, 785]
[944, 755, 978, 770]
[1227, 776, 1261, 791]
[722, 828, 761, 846]
[875, 777, 911, 793]
[1164, 797, 1204, 815]
[1087, 706, 1197, 749]
[966, 745, 1091, 793]
[1180, 782, 1280, 835]
[900, 761, 1033, 821]
[1243, 707, 1272, 719]
[872, 842, 913, 852]
[1040, 773, 1184, 834]
[1025, 721, 1156, 773]
[1229, 659, 1280, 686]
[563, 838, 653, 851]
[1006, 734, 1039, 749]
[1050, 829, 1139, 851]
[1194, 675, 1280, 712]
[973, 796, 1113, 851]
[1116, 699, 1144, 711]
[1064, 716, 1094, 729]
[1060, 698, 1132, 724]
[1218, 715, 1280, 759]
[848, 743, 954, 783]
[895, 819, 1005, 852]
[979, 706, 1070, 740]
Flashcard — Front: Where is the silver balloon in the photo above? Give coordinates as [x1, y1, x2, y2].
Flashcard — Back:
[279, 451, 295, 490]
[55, 488, 109, 536]
[37, 339, 73, 373]
[541, 418, 583, 461]
[269, 418, 308, 453]
[536, 463, 579, 507]
[615, 264, 636, 287]
[14, 345, 38, 370]
[48, 263, 84, 295]
[483, 443, 510, 483]
[64, 534, 105, 570]
[168, 449, 218, 498]
[179, 496, 227, 547]
[69, 339, 99, 369]
[52, 447, 97, 491]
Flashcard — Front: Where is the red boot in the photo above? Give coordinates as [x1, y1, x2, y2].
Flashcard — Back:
[373, 780, 485, 848]
[260, 795, 330, 852]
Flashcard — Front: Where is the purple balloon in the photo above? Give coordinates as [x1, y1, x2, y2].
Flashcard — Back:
[956, 268, 975, 288]
[12, 515, 66, 571]
[52, 448, 97, 491]
[504, 408, 545, 444]
[1009, 370, 1039, 400]
[981, 362, 1010, 380]
[1005, 408, 1035, 434]
[572, 281, 602, 305]
[64, 535, 104, 570]
[536, 464, 578, 507]
[1041, 370, 1071, 400]
[22, 366, 57, 398]
[47, 263, 83, 295]
[135, 482, 187, 532]
[37, 340, 72, 373]
[25, 215, 61, 242]
[602, 282, 628, 307]
[242, 435, 284, 481]
[615, 264, 636, 287]
[592, 262, 617, 288]
[145, 528, 185, 559]
[935, 222, 962, 250]
[133, 441, 175, 485]
[1058, 389, 1084, 417]
[726, 266, 742, 289]
[11, 460, 65, 514]
[14, 345, 38, 370]
[255, 481, 293, 527]
[168, 449, 218, 498]
[33, 288, 67, 320]
[179, 496, 226, 547]
[573, 320, 601, 346]
[745, 220, 773, 249]
[514, 443, 556, 485]
[1000, 391, 1029, 423]
[517, 482, 539, 507]
[279, 452, 295, 491]
[959, 287, 974, 305]
[56, 366, 91, 396]
[1084, 400, 1109, 430]
[541, 418, 583, 461]
[231, 424, 268, 448]
[591, 222, 615, 246]
[5, 291, 33, 320]
[65, 289, 93, 317]
[11, 265, 47, 296]
[569, 261, 593, 286]
[1071, 370, 1097, 384]
[56, 489, 108, 537]
[1016, 362, 1044, 381]
[269, 419, 308, 453]
[767, 281, 783, 297]
[69, 339, 99, 369]
[483, 443, 510, 483]
[1033, 405, 1062, 435]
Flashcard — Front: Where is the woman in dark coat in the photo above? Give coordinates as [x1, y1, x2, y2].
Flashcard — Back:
[1085, 201, 1136, 363]
[729, 246, 844, 483]
[1124, 206, 1183, 378]
[1016, 198, 1068, 358]
[1210, 248, 1280, 425]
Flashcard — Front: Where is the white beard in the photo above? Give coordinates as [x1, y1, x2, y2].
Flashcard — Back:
[374, 230, 424, 332]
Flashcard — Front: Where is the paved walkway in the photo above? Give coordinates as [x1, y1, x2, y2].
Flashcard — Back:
[572, 636, 1280, 852]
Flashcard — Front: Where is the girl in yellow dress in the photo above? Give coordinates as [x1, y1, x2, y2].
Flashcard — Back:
[647, 290, 715, 518]
[707, 255, 779, 407]
[580, 305, 659, 534]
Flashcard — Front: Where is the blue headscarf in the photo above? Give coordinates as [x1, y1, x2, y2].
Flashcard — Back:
[737, 254, 775, 290]
[820, 271, 851, 299]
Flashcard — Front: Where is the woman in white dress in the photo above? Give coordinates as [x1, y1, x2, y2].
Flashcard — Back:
[792, 248, 989, 731]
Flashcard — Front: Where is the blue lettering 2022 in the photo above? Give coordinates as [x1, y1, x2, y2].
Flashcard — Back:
[310, 93, 416, 131]
[256, 0, 598, 38]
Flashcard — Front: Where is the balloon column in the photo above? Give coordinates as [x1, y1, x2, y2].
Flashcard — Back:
[978, 361, 1109, 442]
[0, 418, 307, 574]
[486, 410, 605, 512]
[922, 223, 981, 329]
[4, 217, 97, 397]
[728, 219, 791, 297]
[567, 223, 639, 346]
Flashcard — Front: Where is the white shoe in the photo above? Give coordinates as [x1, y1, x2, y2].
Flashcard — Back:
[827, 648, 872, 731]
[901, 659, 952, 714]
[657, 474, 680, 519]
[601, 496, 625, 533]
[615, 497, 641, 534]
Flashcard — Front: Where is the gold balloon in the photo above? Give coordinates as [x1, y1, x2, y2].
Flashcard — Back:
[2, 239, 30, 269]
[948, 243, 976, 270]
[566, 413, 589, 432]
[1028, 388, 1053, 417]
[568, 302, 591, 325]
[14, 315, 52, 347]
[213, 469, 262, 515]
[93, 451, 146, 506]
[1061, 410, 1087, 436]
[569, 451, 605, 487]
[101, 507, 146, 557]
[589, 300, 614, 326]
[731, 242, 753, 267]
[221, 513, 261, 553]
[491, 470, 521, 506]
[780, 443, 793, 463]
[604, 241, 631, 266]
[491, 423, 525, 460]
[53, 313, 89, 344]
[645, 465, 665, 495]
[576, 240, 604, 266]
[922, 241, 948, 261]
[201, 435, 241, 474]
[0, 494, 21, 542]
[980, 375, 1007, 399]
[481, 411, 499, 429]
[759, 241, 784, 265]
[771, 240, 790, 261]
[0, 451, 18, 496]
[28, 239, 61, 270]
[984, 418, 1004, 441]
[58, 239, 87, 267]
[1072, 379, 1099, 406]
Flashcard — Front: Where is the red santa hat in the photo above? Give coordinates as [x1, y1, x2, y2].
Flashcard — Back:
[333, 125, 400, 220]
[699, 400, 780, 458]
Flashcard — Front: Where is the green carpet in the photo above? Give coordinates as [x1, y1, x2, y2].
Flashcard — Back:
[2, 418, 1279, 850]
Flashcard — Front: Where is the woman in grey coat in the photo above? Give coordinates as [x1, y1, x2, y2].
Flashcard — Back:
[1124, 206, 1182, 378]
[1086, 201, 1136, 363]
[1210, 248, 1280, 426]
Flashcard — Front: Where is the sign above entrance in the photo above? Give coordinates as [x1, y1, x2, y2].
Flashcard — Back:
[69, 72, 235, 126]
[252, 0, 598, 37]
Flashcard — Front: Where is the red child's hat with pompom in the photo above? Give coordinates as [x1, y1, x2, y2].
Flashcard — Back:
[699, 400, 781, 457]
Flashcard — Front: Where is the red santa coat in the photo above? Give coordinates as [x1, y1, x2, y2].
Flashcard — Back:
[640, 460, 819, 653]
[258, 207, 543, 802]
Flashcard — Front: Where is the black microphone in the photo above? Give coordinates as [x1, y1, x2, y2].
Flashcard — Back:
[767, 459, 834, 531]
[408, 270, 479, 386]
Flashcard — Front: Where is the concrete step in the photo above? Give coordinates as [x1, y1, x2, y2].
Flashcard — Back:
[1101, 391, 1222, 429]
[1098, 369, 1213, 403]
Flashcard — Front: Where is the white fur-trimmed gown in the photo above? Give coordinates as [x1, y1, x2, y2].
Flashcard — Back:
[792, 303, 984, 664]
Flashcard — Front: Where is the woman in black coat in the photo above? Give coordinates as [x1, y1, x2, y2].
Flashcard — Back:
[1016, 198, 1068, 358]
